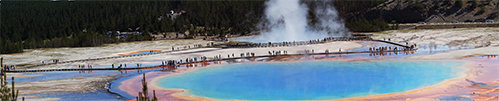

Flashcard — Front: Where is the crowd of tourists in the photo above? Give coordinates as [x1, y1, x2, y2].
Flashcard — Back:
[227, 36, 371, 48]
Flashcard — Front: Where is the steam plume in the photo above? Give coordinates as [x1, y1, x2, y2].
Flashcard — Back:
[238, 0, 350, 42]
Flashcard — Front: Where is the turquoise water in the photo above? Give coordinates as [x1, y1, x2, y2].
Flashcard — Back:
[157, 60, 465, 100]
[129, 52, 153, 55]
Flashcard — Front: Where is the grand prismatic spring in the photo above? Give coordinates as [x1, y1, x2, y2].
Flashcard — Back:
[156, 61, 466, 100]
[2, 27, 498, 101]
[2, 0, 499, 101]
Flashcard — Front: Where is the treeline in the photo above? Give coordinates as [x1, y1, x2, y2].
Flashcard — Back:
[2, 1, 175, 41]
[1, 1, 263, 54]
[1, 1, 178, 54]
[0, 40, 23, 54]
[0, 32, 153, 54]
[347, 17, 390, 32]
[1, 1, 392, 54]
[334, 0, 390, 32]
[179, 1, 265, 34]
[23, 32, 109, 49]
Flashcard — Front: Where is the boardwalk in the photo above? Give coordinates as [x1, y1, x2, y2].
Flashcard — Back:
[17, 43, 223, 69]
[10, 36, 414, 71]
[5, 49, 415, 73]
[371, 39, 411, 48]
[224, 37, 410, 49]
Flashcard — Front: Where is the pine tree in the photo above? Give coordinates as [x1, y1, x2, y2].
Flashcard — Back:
[137, 73, 157, 101]
[1, 57, 24, 101]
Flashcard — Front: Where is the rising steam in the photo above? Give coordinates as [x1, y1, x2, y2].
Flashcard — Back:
[238, 0, 350, 42]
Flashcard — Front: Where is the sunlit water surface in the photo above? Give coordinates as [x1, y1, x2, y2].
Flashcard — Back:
[157, 60, 465, 100]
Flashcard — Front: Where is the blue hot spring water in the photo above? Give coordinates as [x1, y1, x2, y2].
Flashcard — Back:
[157, 60, 465, 100]
[129, 52, 154, 55]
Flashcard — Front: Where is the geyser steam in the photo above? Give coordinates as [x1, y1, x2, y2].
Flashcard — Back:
[239, 0, 350, 42]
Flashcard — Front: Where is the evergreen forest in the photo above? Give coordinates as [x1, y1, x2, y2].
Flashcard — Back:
[1, 1, 388, 54]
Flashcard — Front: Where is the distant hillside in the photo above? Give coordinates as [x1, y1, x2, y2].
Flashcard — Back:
[359, 0, 499, 23]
